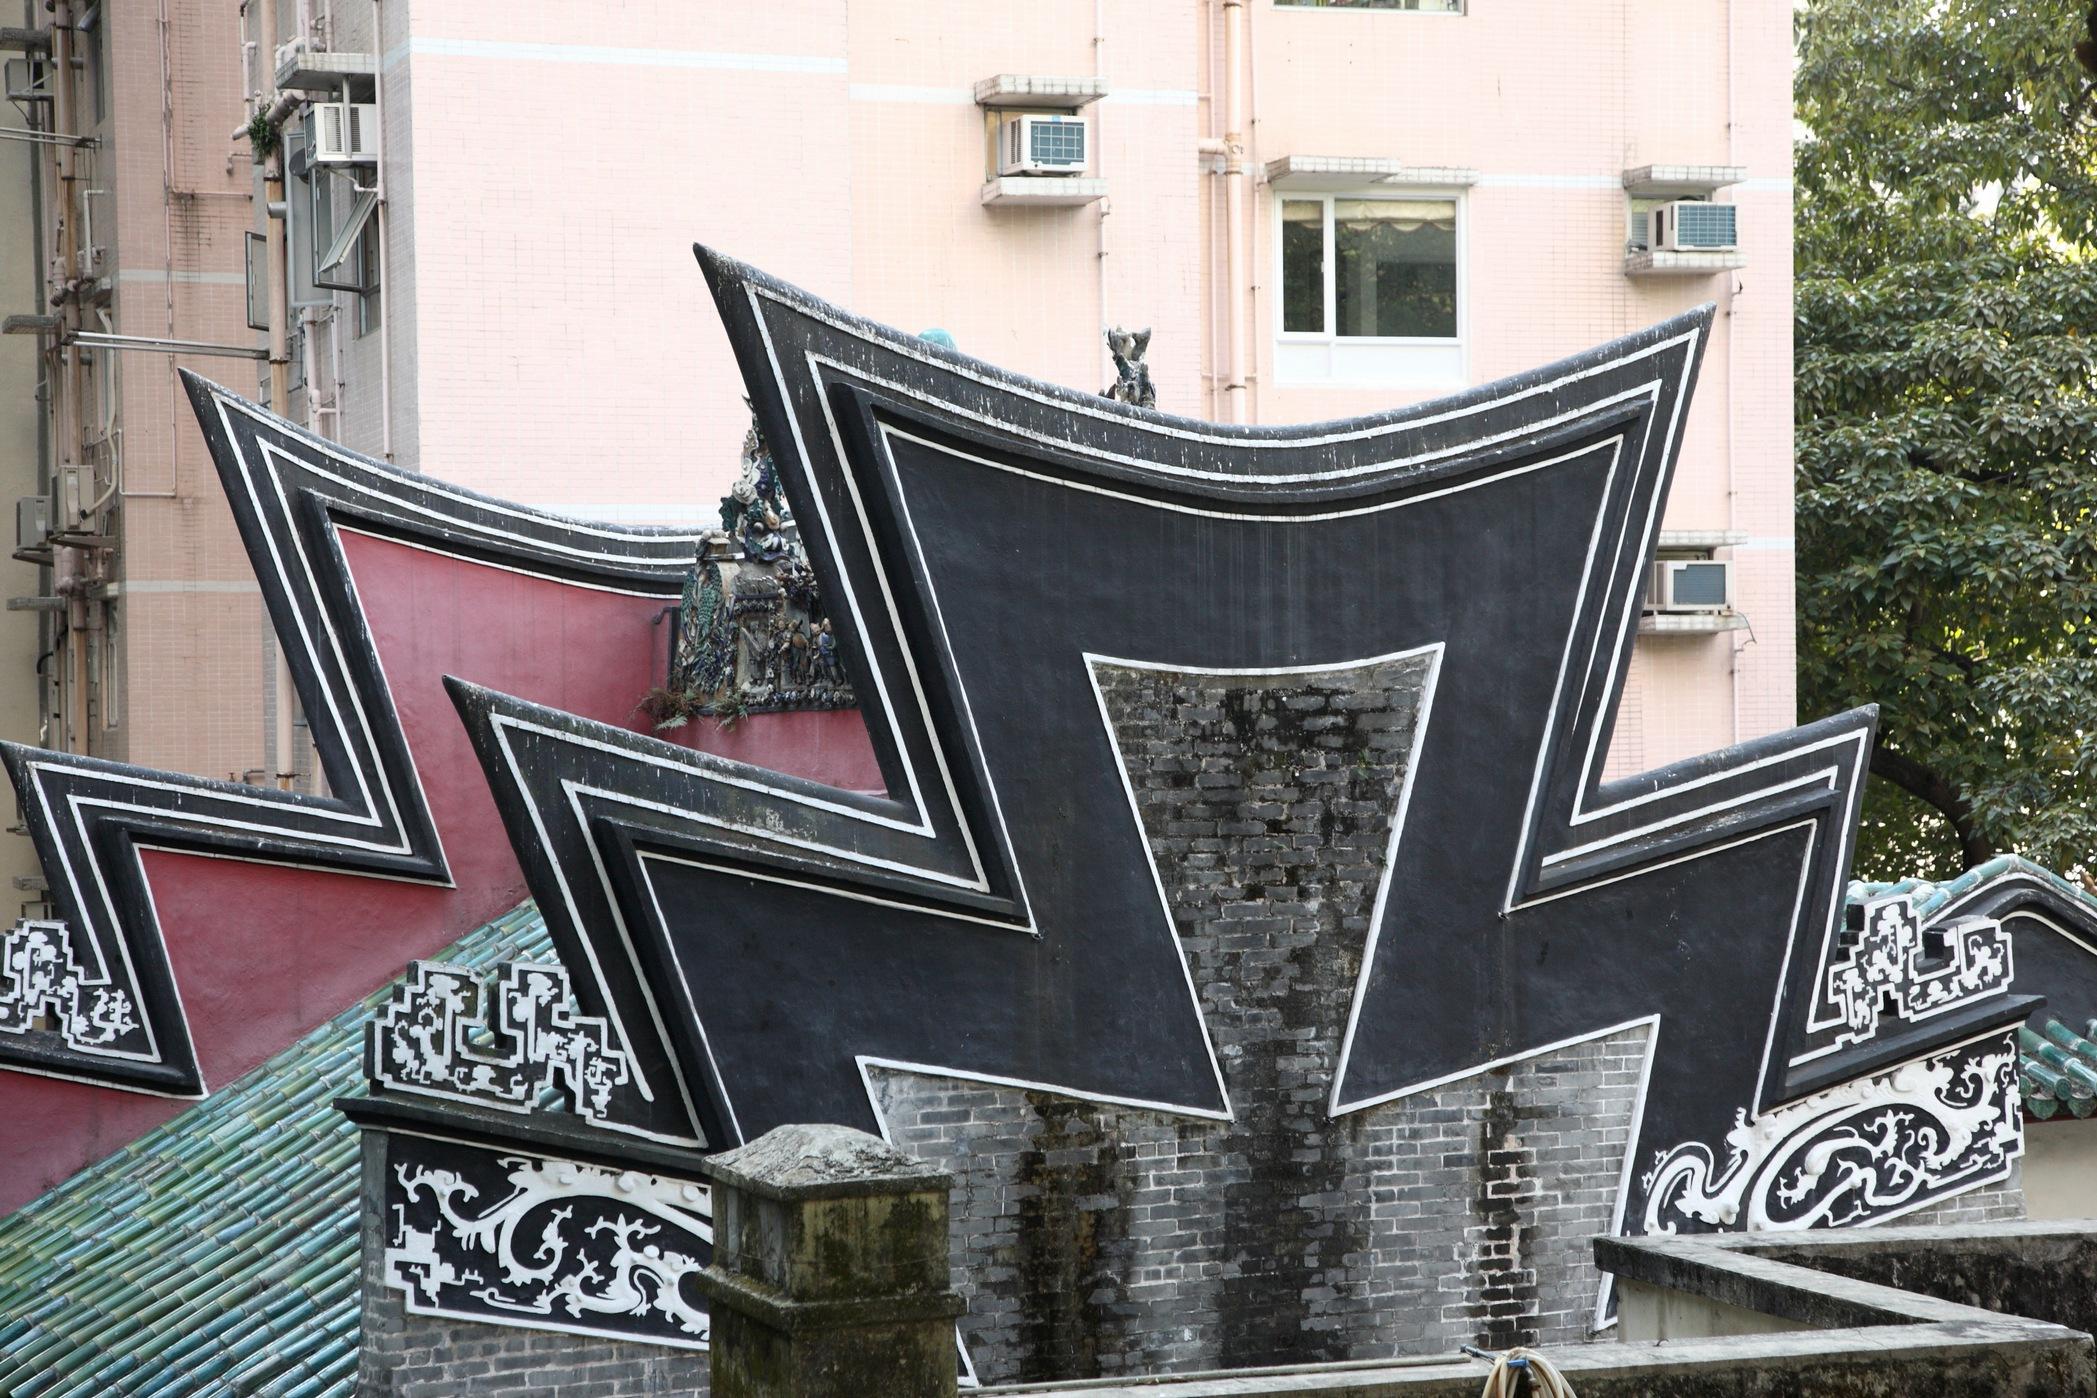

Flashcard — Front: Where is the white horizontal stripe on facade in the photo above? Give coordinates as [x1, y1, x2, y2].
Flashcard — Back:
[847, 83, 973, 104]
[846, 85, 1197, 106]
[118, 269, 247, 286]
[1473, 174, 1621, 189]
[1105, 88, 1200, 106]
[398, 38, 846, 75]
[1470, 174, 1794, 192]
[1733, 537, 1796, 552]
[118, 580, 264, 594]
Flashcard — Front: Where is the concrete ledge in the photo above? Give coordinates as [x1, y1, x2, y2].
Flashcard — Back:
[1621, 164, 1747, 197]
[1638, 611, 1748, 635]
[985, 1223, 2097, 1397]
[981, 177, 1108, 208]
[973, 74, 1107, 109]
[703, 1121, 952, 1202]
[1624, 249, 1747, 276]
[979, 1321, 2092, 1395]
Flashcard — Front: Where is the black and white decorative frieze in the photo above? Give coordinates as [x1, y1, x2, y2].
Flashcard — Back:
[445, 247, 2073, 1323]
[367, 960, 633, 1123]
[383, 1133, 712, 1348]
[1825, 894, 2013, 1048]
[1642, 1032, 2020, 1234]
[0, 919, 139, 1055]
[455, 249, 1946, 1295]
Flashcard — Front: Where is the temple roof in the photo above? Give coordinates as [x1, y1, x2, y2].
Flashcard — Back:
[0, 902, 553, 1398]
[1848, 852, 2095, 922]
[1850, 856, 2097, 1123]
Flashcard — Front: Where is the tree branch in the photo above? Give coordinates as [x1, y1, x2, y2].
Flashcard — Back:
[1870, 745, 1995, 867]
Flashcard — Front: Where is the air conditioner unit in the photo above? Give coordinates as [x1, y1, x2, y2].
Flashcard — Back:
[1647, 558, 1732, 613]
[307, 100, 378, 165]
[15, 496, 48, 551]
[55, 464, 86, 530]
[1647, 200, 1737, 251]
[997, 113, 1088, 176]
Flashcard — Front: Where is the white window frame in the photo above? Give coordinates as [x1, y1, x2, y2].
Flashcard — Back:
[1273, 188, 1468, 388]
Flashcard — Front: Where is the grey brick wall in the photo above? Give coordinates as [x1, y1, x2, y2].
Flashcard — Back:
[872, 1028, 1647, 1386]
[1900, 1162, 2027, 1227]
[355, 1133, 711, 1398]
[349, 645, 2031, 1393]
[865, 658, 1648, 1385]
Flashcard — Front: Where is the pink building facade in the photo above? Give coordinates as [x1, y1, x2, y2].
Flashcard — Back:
[255, 0, 1794, 784]
[10, 0, 1793, 795]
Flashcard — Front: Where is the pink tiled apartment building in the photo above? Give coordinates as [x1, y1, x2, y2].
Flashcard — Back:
[5, 0, 1793, 818]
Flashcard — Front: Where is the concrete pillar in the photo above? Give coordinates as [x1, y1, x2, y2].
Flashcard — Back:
[698, 1123, 962, 1398]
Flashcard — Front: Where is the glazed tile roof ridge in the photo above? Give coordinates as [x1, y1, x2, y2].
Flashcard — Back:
[2021, 1018, 2097, 1120]
[1847, 858, 2097, 1121]
[1848, 852, 2097, 921]
[0, 901, 554, 1398]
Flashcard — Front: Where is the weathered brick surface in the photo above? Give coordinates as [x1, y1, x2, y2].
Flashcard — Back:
[1901, 1162, 2027, 1228]
[869, 658, 1648, 1384]
[349, 657, 2030, 1393]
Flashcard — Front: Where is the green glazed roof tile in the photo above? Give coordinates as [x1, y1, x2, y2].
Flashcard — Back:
[0, 900, 554, 1396]
[2021, 1017, 2097, 1119]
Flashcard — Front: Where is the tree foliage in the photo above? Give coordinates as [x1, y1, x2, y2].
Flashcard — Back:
[1796, 0, 2097, 880]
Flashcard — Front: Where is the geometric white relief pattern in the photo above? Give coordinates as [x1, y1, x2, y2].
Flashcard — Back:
[1826, 893, 2013, 1047]
[1641, 1034, 2021, 1234]
[0, 918, 138, 1054]
[367, 960, 631, 1123]
[385, 1152, 712, 1346]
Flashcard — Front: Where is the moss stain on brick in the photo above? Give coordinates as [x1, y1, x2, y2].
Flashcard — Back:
[1011, 1093, 1134, 1382]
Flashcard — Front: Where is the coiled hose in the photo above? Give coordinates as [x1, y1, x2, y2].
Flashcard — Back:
[1463, 1344, 1579, 1398]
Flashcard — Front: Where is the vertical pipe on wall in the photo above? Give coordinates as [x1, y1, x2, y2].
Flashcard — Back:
[51, 0, 85, 751]
[1725, 0, 1745, 746]
[160, 0, 179, 510]
[1219, 0, 1248, 424]
[260, 0, 297, 787]
[1094, 0, 1109, 392]
[373, 0, 392, 462]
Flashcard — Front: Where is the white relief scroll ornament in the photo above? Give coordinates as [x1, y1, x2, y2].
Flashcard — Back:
[0, 918, 139, 1054]
[1641, 1036, 2020, 1235]
[385, 1152, 712, 1345]
[1825, 892, 2012, 1047]
[367, 959, 632, 1123]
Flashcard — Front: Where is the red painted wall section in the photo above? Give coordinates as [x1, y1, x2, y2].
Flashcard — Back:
[0, 529, 878, 1213]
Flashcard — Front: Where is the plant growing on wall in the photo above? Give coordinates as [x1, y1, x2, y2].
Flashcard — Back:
[1796, 0, 2097, 879]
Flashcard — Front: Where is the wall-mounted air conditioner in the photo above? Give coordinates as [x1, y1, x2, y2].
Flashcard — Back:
[1647, 558, 1732, 613]
[1646, 200, 1737, 251]
[15, 496, 48, 551]
[997, 113, 1088, 175]
[307, 100, 378, 165]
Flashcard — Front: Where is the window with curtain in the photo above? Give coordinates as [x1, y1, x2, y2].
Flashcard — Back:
[1279, 195, 1460, 341]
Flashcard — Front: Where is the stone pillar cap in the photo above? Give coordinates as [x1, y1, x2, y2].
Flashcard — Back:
[703, 1123, 953, 1201]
